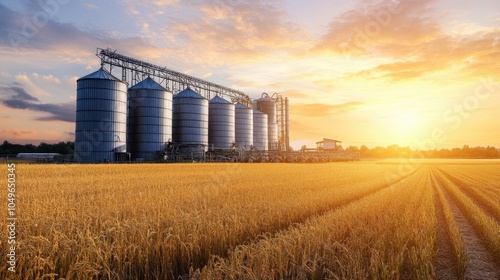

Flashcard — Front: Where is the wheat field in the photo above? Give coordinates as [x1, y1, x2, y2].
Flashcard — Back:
[1, 160, 499, 279]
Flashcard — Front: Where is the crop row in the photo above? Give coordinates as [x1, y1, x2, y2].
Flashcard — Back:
[196, 167, 436, 279]
[433, 168, 500, 265]
[1, 163, 407, 279]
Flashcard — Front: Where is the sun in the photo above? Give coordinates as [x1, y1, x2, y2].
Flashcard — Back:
[386, 109, 424, 145]
[395, 110, 421, 131]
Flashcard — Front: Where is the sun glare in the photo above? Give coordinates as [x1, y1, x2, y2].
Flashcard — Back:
[386, 109, 424, 145]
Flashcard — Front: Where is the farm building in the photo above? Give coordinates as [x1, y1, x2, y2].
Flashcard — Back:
[16, 153, 62, 160]
[316, 138, 342, 150]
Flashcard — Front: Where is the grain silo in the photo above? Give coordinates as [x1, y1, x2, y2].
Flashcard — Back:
[209, 96, 235, 149]
[253, 109, 268, 151]
[285, 97, 289, 151]
[74, 68, 128, 163]
[254, 94, 278, 150]
[172, 87, 209, 152]
[235, 103, 253, 150]
[127, 77, 172, 161]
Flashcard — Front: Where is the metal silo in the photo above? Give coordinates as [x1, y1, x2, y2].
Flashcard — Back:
[235, 103, 253, 150]
[254, 94, 278, 150]
[285, 97, 290, 151]
[209, 96, 235, 149]
[253, 109, 268, 151]
[127, 77, 172, 161]
[75, 68, 128, 163]
[172, 87, 209, 152]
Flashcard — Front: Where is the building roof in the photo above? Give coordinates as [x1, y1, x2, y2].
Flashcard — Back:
[16, 153, 62, 158]
[129, 77, 166, 90]
[77, 68, 121, 81]
[235, 102, 250, 109]
[17, 153, 62, 156]
[316, 138, 342, 144]
[210, 96, 231, 104]
[253, 109, 266, 115]
[174, 87, 205, 99]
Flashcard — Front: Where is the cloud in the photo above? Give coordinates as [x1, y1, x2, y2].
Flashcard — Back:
[0, 85, 75, 122]
[293, 102, 365, 117]
[347, 29, 500, 81]
[0, 86, 40, 102]
[0, 2, 164, 63]
[349, 60, 439, 81]
[313, 0, 500, 81]
[0, 1, 307, 88]
[289, 119, 325, 140]
[82, 3, 99, 10]
[314, 0, 439, 55]
[279, 89, 310, 99]
[152, 0, 179, 6]
[1, 130, 35, 136]
[1, 1, 303, 72]
[164, 0, 307, 64]
[45, 75, 60, 84]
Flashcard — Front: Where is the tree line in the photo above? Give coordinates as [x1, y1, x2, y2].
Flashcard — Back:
[346, 144, 500, 159]
[1, 140, 499, 159]
[0, 140, 74, 155]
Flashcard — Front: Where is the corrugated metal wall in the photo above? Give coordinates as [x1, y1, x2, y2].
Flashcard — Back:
[209, 96, 235, 149]
[235, 103, 253, 150]
[254, 97, 278, 150]
[75, 68, 127, 163]
[253, 110, 268, 151]
[127, 77, 172, 160]
[172, 87, 209, 152]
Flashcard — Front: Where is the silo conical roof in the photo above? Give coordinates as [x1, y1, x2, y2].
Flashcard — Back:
[130, 77, 166, 90]
[235, 103, 250, 109]
[77, 67, 120, 81]
[210, 96, 231, 104]
[175, 87, 205, 99]
[253, 109, 265, 115]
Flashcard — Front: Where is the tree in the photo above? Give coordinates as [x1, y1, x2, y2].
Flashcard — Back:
[359, 145, 369, 156]
[346, 146, 359, 153]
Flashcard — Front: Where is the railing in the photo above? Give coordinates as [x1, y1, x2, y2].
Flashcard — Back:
[96, 48, 252, 107]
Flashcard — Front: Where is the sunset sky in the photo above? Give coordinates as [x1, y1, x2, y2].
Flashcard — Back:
[0, 0, 499, 149]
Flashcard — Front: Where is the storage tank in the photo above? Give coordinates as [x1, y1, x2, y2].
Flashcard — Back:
[209, 96, 235, 149]
[75, 68, 127, 163]
[235, 103, 253, 150]
[253, 109, 268, 151]
[254, 94, 278, 150]
[285, 97, 289, 151]
[127, 77, 172, 161]
[172, 87, 209, 152]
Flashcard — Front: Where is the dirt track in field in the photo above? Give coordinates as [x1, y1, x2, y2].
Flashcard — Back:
[433, 187, 459, 280]
[437, 168, 500, 224]
[432, 169, 500, 280]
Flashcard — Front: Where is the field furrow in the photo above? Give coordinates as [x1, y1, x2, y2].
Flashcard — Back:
[1, 160, 499, 279]
[450, 168, 500, 199]
[2, 163, 414, 279]
[436, 167, 500, 223]
[438, 165, 500, 200]
[197, 167, 435, 279]
[433, 168, 500, 279]
[460, 165, 500, 182]
[431, 172, 465, 279]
